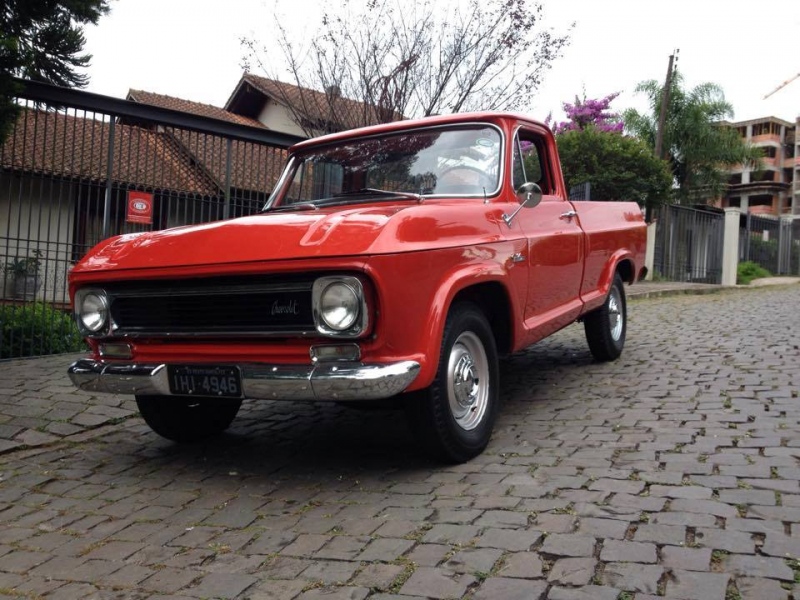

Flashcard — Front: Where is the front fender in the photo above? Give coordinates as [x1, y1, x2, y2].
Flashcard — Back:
[364, 242, 522, 390]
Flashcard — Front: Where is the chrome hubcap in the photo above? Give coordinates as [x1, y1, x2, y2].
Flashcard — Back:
[608, 287, 623, 341]
[447, 331, 489, 431]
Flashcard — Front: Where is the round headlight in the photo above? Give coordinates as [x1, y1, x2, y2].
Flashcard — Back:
[319, 282, 359, 331]
[79, 292, 108, 333]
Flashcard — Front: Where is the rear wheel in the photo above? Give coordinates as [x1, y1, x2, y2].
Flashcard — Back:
[135, 395, 242, 442]
[405, 302, 499, 463]
[584, 273, 626, 361]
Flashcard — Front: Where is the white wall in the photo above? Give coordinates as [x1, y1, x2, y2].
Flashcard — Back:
[258, 101, 307, 137]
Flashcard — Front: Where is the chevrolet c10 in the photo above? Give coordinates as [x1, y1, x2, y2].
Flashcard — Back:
[68, 112, 647, 462]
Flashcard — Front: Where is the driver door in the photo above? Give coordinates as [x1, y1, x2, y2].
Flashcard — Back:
[511, 128, 584, 339]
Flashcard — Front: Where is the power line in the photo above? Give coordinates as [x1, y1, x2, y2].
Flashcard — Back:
[763, 73, 799, 100]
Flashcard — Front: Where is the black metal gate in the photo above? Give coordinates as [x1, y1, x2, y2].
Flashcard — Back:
[1, 79, 302, 358]
[653, 205, 725, 284]
[740, 213, 800, 275]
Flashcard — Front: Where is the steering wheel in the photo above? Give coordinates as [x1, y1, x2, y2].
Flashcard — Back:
[436, 166, 496, 194]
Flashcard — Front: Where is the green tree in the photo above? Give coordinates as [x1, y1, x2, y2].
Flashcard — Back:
[556, 125, 673, 208]
[624, 71, 762, 204]
[0, 0, 110, 140]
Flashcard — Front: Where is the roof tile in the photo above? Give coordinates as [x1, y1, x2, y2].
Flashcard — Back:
[1, 108, 285, 196]
[128, 89, 268, 129]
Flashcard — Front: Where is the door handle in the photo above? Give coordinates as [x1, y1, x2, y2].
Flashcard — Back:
[560, 210, 577, 219]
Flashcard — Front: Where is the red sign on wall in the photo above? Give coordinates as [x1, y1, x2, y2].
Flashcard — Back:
[126, 191, 154, 225]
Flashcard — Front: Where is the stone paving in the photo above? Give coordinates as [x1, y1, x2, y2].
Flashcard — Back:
[0, 282, 799, 599]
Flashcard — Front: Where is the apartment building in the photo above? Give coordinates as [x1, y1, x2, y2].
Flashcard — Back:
[719, 116, 799, 216]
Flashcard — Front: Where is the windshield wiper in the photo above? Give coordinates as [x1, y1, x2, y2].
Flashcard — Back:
[334, 188, 423, 202]
[268, 202, 321, 213]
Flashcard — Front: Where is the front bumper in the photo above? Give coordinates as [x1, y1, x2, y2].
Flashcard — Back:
[68, 358, 420, 402]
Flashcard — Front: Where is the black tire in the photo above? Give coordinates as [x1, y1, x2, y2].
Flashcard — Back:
[135, 395, 242, 443]
[405, 302, 499, 463]
[584, 273, 627, 361]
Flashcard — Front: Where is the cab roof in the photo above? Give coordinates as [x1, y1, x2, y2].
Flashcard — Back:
[289, 111, 551, 152]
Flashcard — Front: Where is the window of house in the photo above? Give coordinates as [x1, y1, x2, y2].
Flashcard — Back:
[728, 197, 741, 207]
[751, 170, 776, 183]
[761, 146, 777, 158]
[749, 195, 773, 207]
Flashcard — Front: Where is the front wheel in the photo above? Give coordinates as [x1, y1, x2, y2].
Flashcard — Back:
[405, 302, 499, 463]
[584, 273, 627, 361]
[135, 395, 242, 443]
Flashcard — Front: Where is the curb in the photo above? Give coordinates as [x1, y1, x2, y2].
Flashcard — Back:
[627, 286, 725, 300]
[628, 279, 800, 300]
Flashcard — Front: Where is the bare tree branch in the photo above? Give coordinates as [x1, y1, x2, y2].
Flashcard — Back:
[241, 0, 571, 135]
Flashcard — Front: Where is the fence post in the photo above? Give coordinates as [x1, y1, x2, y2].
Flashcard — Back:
[645, 219, 657, 280]
[223, 138, 232, 220]
[778, 216, 792, 275]
[744, 212, 751, 262]
[721, 209, 741, 286]
[102, 119, 116, 239]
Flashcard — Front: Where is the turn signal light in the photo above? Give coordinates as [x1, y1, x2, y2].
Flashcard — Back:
[98, 343, 133, 359]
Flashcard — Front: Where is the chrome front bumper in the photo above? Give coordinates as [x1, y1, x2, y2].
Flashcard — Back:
[68, 358, 420, 402]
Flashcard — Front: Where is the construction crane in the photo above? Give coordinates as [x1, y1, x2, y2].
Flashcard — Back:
[763, 73, 800, 99]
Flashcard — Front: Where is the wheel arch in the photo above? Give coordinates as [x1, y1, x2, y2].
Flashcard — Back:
[615, 257, 635, 284]
[449, 282, 513, 357]
[599, 253, 637, 294]
[581, 252, 637, 315]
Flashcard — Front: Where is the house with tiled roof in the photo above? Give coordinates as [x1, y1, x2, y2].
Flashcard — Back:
[225, 73, 405, 137]
[1, 73, 396, 307]
[0, 78, 294, 305]
[123, 89, 291, 205]
[124, 73, 399, 139]
[127, 89, 268, 130]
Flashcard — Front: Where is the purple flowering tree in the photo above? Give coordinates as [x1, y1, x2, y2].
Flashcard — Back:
[544, 92, 673, 211]
[547, 93, 624, 134]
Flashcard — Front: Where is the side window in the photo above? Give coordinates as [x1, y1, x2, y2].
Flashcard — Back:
[513, 130, 548, 193]
[512, 138, 526, 190]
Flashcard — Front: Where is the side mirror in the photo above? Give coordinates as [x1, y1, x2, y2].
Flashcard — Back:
[503, 182, 542, 227]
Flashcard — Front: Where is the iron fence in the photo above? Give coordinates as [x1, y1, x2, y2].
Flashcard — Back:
[568, 181, 591, 201]
[1, 79, 302, 358]
[653, 205, 725, 284]
[739, 213, 800, 275]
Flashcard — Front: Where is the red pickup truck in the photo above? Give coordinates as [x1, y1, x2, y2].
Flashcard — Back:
[68, 112, 646, 462]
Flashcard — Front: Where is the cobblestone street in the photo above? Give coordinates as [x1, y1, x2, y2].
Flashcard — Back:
[1, 284, 799, 599]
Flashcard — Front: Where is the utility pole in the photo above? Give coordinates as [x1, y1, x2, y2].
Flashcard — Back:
[654, 52, 676, 161]
[649, 50, 678, 222]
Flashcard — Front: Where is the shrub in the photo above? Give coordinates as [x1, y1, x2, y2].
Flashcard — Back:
[737, 261, 771, 286]
[0, 302, 86, 358]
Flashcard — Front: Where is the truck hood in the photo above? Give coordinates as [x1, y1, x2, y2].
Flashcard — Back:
[75, 202, 505, 273]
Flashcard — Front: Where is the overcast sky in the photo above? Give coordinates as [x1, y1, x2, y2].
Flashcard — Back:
[82, 0, 799, 125]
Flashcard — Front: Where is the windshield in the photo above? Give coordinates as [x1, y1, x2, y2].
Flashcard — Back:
[267, 124, 502, 209]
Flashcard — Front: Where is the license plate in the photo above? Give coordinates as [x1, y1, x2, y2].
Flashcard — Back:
[168, 365, 242, 398]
